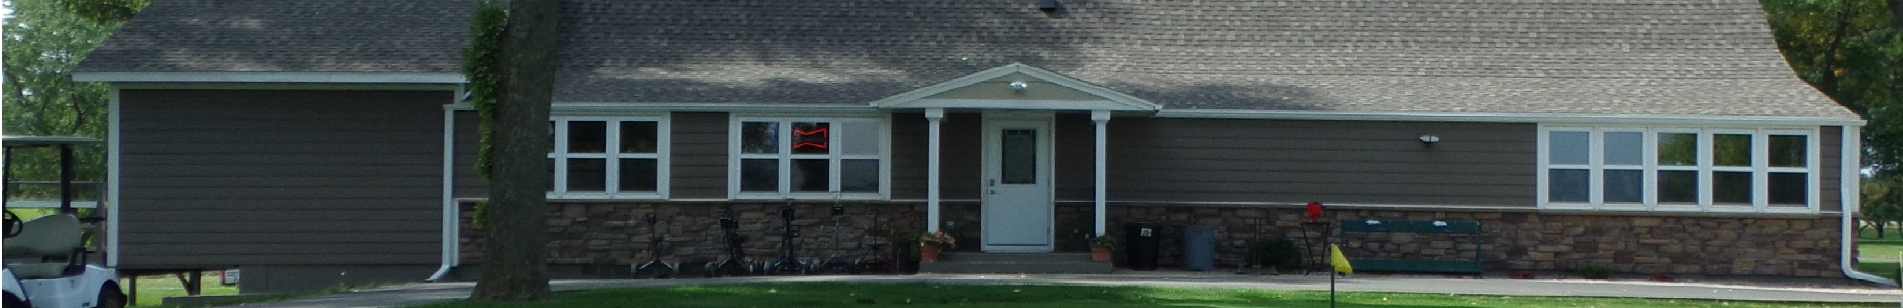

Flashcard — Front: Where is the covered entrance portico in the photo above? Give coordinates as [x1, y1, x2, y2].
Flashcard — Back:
[873, 63, 1160, 253]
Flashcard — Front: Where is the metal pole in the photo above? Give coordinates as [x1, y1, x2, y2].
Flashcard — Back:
[3, 147, 12, 210]
[60, 144, 75, 214]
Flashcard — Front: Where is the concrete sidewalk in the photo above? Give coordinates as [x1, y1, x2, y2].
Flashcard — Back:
[214, 273, 1902, 308]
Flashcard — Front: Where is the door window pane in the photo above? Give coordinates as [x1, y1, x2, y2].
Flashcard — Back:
[1657, 133, 1697, 166]
[791, 159, 830, 192]
[740, 159, 778, 192]
[1549, 131, 1589, 165]
[741, 122, 779, 154]
[1001, 129, 1038, 184]
[1657, 170, 1697, 203]
[1603, 132, 1642, 166]
[569, 121, 607, 153]
[1603, 169, 1642, 203]
[839, 122, 881, 156]
[567, 158, 606, 192]
[1548, 169, 1588, 203]
[1714, 134, 1751, 167]
[619, 158, 657, 192]
[1768, 172, 1807, 206]
[840, 159, 879, 193]
[621, 121, 658, 154]
[1712, 171, 1752, 204]
[1770, 135, 1806, 168]
[791, 122, 830, 154]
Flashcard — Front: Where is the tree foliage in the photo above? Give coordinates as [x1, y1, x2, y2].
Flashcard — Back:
[2, 0, 146, 197]
[1762, 0, 1903, 176]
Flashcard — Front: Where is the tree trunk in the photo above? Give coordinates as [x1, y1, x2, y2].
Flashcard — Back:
[469, 0, 560, 302]
[1816, 0, 1856, 100]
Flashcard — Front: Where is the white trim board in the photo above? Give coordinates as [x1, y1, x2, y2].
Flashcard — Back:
[870, 63, 1161, 111]
[1160, 109, 1864, 126]
[74, 72, 465, 84]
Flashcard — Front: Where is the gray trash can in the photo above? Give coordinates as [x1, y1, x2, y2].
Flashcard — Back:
[1182, 225, 1218, 271]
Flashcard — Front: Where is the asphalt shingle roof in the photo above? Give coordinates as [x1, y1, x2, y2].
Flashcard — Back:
[80, 0, 1857, 118]
[77, 0, 472, 74]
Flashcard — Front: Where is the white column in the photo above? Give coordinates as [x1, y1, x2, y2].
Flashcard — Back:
[1092, 110, 1110, 236]
[927, 108, 945, 233]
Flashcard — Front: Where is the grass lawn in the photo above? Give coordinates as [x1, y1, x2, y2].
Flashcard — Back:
[1856, 223, 1903, 281]
[409, 283, 1886, 308]
[126, 272, 240, 307]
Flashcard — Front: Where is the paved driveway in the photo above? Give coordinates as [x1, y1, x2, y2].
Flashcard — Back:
[215, 273, 1901, 308]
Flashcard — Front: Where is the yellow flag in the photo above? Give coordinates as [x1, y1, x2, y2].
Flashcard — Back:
[1329, 244, 1353, 275]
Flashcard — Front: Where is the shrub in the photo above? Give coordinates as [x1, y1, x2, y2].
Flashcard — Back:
[1577, 264, 1612, 279]
[1248, 240, 1301, 270]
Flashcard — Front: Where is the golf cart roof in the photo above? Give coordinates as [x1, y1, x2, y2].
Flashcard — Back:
[2, 136, 101, 148]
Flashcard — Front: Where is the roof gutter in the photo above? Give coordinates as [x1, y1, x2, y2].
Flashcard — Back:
[427, 90, 464, 283]
[1840, 126, 1896, 286]
[1156, 109, 1866, 127]
[73, 72, 466, 84]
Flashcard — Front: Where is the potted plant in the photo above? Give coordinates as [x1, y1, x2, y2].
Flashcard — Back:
[1088, 235, 1117, 262]
[918, 231, 956, 262]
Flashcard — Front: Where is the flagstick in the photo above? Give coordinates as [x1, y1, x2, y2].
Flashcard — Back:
[1329, 269, 1336, 308]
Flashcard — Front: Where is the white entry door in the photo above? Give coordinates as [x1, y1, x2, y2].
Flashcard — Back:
[981, 113, 1054, 253]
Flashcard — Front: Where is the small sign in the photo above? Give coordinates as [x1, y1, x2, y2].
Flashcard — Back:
[220, 269, 240, 286]
[1139, 228, 1152, 237]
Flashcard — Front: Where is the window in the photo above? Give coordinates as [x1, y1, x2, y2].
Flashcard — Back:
[1539, 126, 1817, 212]
[731, 117, 888, 199]
[549, 116, 668, 199]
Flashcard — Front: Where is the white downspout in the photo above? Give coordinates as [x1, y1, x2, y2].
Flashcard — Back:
[1839, 125, 1895, 286]
[427, 101, 466, 282]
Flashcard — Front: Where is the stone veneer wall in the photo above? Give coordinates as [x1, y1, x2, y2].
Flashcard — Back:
[1075, 205, 1843, 277]
[461, 202, 1842, 277]
[458, 202, 979, 266]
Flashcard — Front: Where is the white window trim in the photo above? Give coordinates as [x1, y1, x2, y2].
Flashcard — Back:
[1537, 125, 1819, 213]
[728, 114, 892, 200]
[549, 114, 671, 200]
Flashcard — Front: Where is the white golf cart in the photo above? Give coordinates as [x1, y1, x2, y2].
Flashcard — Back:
[2, 136, 125, 308]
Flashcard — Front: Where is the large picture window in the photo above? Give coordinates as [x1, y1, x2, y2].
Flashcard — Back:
[549, 116, 668, 199]
[731, 117, 888, 199]
[1539, 126, 1817, 212]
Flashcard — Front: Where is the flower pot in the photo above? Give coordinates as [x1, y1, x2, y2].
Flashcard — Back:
[920, 245, 942, 262]
[1090, 247, 1113, 262]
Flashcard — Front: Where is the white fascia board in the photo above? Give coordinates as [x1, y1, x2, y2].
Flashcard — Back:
[73, 71, 466, 84]
[555, 102, 878, 113]
[871, 63, 1162, 111]
[901, 99, 1153, 111]
[1157, 109, 1867, 127]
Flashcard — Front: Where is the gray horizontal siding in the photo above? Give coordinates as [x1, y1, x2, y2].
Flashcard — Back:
[1821, 126, 1841, 212]
[890, 113, 982, 200]
[452, 110, 486, 198]
[1105, 118, 1537, 206]
[890, 114, 928, 199]
[670, 112, 728, 199]
[118, 89, 446, 269]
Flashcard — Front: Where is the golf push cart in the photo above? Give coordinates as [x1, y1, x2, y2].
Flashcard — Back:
[2, 136, 126, 308]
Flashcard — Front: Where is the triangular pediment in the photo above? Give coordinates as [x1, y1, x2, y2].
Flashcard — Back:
[871, 63, 1160, 111]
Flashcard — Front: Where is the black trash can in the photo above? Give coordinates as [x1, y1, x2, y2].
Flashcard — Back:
[1124, 221, 1160, 271]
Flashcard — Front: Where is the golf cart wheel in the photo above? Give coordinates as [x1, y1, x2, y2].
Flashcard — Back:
[97, 284, 127, 308]
[5, 294, 27, 308]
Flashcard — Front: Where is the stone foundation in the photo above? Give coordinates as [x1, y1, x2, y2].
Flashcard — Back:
[461, 202, 1843, 278]
[459, 201, 978, 266]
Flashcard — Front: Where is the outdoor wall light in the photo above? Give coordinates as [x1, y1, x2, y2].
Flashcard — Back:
[1418, 134, 1441, 144]
[1009, 81, 1029, 91]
